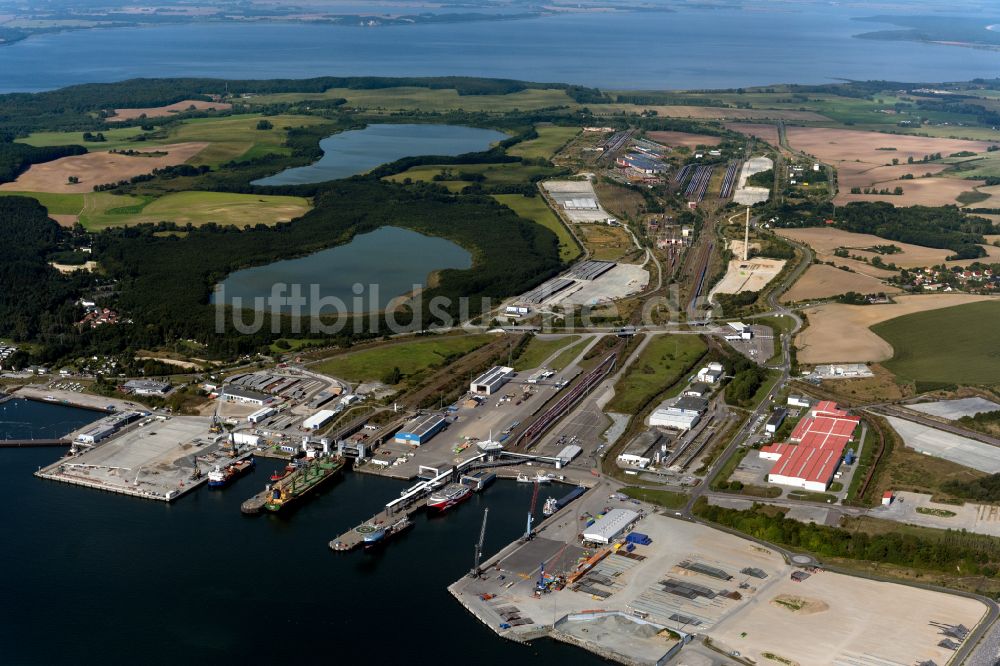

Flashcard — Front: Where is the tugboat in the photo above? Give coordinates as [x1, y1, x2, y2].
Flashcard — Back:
[269, 463, 294, 482]
[207, 457, 255, 488]
[542, 497, 558, 516]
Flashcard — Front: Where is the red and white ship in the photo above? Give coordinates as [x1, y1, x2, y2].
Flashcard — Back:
[426, 482, 472, 512]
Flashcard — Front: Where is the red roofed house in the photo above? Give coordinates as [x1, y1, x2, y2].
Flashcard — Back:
[759, 401, 860, 492]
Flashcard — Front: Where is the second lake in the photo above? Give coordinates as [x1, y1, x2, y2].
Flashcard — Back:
[252, 123, 509, 186]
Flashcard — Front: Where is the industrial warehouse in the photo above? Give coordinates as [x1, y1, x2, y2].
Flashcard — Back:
[395, 413, 448, 446]
[470, 366, 514, 396]
[760, 401, 861, 491]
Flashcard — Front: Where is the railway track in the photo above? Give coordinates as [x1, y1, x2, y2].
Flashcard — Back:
[719, 160, 741, 198]
[684, 165, 714, 202]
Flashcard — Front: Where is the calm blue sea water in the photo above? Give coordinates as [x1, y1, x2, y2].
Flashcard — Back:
[214, 225, 473, 313]
[0, 9, 997, 92]
[253, 123, 508, 186]
[0, 401, 606, 665]
[0, 398, 102, 440]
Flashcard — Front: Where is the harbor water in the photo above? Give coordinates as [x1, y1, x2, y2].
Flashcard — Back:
[0, 401, 608, 665]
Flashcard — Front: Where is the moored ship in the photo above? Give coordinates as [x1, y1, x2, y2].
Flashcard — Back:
[362, 516, 414, 550]
[426, 482, 472, 513]
[256, 456, 345, 513]
[207, 457, 255, 488]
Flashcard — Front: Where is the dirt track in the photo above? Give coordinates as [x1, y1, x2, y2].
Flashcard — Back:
[0, 143, 208, 193]
[795, 294, 998, 364]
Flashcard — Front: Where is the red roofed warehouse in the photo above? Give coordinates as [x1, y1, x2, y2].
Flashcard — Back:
[759, 401, 860, 492]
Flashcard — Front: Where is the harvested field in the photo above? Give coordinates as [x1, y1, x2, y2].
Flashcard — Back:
[780, 264, 900, 303]
[725, 122, 780, 147]
[834, 176, 985, 207]
[0, 142, 207, 193]
[775, 227, 995, 269]
[605, 105, 828, 121]
[835, 163, 948, 190]
[786, 126, 997, 166]
[784, 126, 996, 205]
[645, 130, 720, 148]
[107, 100, 231, 121]
[795, 294, 997, 364]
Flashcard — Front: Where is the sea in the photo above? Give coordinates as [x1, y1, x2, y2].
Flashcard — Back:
[0, 399, 608, 665]
[0, 8, 998, 93]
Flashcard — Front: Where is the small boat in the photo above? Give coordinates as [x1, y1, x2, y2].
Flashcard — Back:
[269, 463, 294, 482]
[543, 497, 558, 516]
[517, 472, 552, 484]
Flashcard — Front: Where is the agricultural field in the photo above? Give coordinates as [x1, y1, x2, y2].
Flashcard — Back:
[606, 334, 707, 414]
[22, 113, 329, 167]
[107, 99, 232, 121]
[386, 162, 555, 188]
[645, 130, 720, 149]
[783, 126, 997, 206]
[80, 191, 311, 230]
[775, 227, 998, 269]
[600, 104, 829, 122]
[0, 143, 208, 193]
[507, 125, 580, 159]
[725, 122, 780, 147]
[313, 334, 493, 384]
[21, 125, 148, 151]
[248, 86, 576, 112]
[491, 194, 580, 262]
[835, 176, 985, 207]
[512, 335, 580, 372]
[1, 190, 310, 230]
[795, 294, 997, 365]
[780, 264, 901, 303]
[872, 301, 1000, 386]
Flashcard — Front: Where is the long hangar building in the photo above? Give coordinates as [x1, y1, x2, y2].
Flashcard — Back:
[470, 366, 514, 396]
[395, 413, 448, 446]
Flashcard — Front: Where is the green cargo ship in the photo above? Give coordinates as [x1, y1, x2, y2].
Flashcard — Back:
[263, 456, 345, 512]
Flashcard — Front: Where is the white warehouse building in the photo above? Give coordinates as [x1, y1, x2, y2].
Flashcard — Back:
[582, 509, 640, 544]
[302, 409, 337, 431]
[649, 408, 700, 431]
[470, 366, 514, 396]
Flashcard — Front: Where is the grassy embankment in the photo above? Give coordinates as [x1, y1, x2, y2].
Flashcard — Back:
[313, 334, 493, 385]
[513, 335, 581, 372]
[606, 335, 707, 414]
